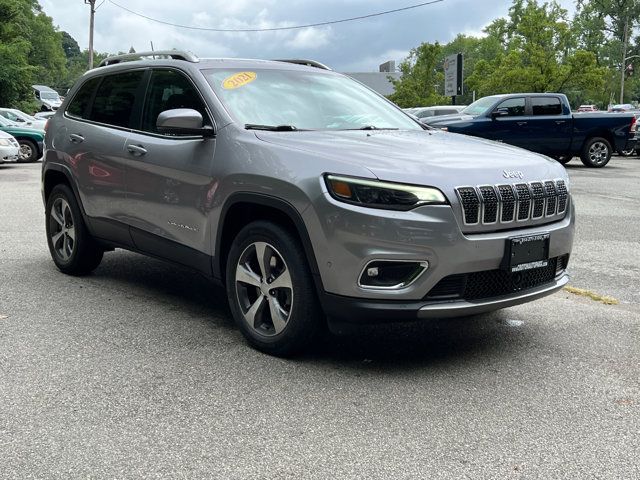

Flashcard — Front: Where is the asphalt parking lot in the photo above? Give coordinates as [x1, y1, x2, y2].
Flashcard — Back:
[1, 159, 639, 479]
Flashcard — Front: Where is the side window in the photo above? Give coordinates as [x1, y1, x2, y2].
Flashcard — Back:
[532, 97, 562, 116]
[89, 71, 145, 128]
[436, 109, 457, 116]
[66, 77, 101, 119]
[142, 70, 209, 134]
[495, 98, 526, 117]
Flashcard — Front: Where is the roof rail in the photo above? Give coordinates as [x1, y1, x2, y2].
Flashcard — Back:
[274, 59, 332, 71]
[98, 50, 200, 67]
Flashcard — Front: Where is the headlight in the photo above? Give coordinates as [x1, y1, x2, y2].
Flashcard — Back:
[0, 139, 10, 146]
[325, 174, 447, 211]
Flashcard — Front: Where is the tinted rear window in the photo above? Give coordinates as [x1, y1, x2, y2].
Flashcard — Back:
[532, 97, 562, 115]
[89, 71, 145, 128]
[66, 77, 101, 119]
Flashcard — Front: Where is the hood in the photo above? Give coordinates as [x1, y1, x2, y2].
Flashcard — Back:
[424, 113, 475, 126]
[43, 99, 62, 108]
[254, 129, 566, 187]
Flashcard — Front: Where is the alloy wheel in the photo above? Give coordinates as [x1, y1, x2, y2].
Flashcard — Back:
[19, 144, 33, 161]
[589, 142, 609, 165]
[235, 241, 293, 336]
[49, 198, 75, 261]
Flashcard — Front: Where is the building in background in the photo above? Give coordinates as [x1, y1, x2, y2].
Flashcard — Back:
[343, 61, 400, 97]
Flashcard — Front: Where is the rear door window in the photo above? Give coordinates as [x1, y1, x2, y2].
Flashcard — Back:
[89, 71, 145, 128]
[141, 69, 209, 134]
[532, 97, 563, 115]
[495, 98, 526, 117]
[66, 77, 101, 119]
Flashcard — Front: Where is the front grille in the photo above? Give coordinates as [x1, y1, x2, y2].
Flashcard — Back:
[456, 179, 569, 228]
[426, 258, 559, 301]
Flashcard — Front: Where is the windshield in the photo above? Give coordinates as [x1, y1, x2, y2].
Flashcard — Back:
[40, 92, 60, 101]
[203, 68, 420, 131]
[0, 116, 19, 127]
[462, 96, 501, 116]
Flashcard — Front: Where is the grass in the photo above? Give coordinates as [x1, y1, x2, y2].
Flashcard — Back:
[563, 286, 620, 305]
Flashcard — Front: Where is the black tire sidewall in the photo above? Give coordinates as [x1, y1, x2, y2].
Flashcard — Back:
[581, 137, 612, 168]
[45, 184, 102, 275]
[225, 221, 322, 356]
[17, 139, 37, 163]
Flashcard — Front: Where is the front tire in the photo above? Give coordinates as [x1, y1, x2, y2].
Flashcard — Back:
[45, 184, 103, 275]
[17, 139, 38, 163]
[225, 221, 323, 356]
[581, 137, 612, 168]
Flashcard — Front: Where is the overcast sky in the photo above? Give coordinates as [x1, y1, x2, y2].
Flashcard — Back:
[41, 0, 576, 72]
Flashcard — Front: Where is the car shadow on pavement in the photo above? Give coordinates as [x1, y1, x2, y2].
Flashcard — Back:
[87, 250, 530, 367]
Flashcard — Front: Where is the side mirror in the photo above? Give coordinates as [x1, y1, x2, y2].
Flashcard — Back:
[491, 108, 509, 119]
[156, 108, 215, 137]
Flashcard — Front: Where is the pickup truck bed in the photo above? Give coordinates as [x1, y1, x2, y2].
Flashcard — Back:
[425, 93, 637, 168]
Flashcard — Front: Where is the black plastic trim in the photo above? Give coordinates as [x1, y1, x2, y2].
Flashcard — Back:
[214, 192, 321, 282]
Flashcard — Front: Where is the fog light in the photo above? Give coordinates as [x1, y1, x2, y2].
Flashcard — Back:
[367, 267, 379, 278]
[358, 260, 429, 290]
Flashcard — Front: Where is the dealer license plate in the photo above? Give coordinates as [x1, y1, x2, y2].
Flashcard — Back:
[506, 234, 550, 273]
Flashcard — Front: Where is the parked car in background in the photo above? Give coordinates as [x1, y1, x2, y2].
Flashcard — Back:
[32, 85, 62, 111]
[34, 111, 56, 120]
[0, 130, 20, 163]
[609, 104, 635, 112]
[577, 105, 599, 113]
[0, 108, 47, 130]
[0, 116, 45, 162]
[424, 93, 637, 168]
[414, 105, 467, 120]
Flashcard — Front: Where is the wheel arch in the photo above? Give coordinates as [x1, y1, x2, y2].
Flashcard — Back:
[42, 163, 86, 216]
[214, 193, 322, 287]
[581, 130, 615, 151]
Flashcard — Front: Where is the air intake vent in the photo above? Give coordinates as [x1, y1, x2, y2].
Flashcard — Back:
[479, 186, 499, 224]
[456, 187, 480, 225]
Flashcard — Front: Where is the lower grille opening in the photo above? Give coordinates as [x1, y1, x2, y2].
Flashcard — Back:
[426, 257, 562, 301]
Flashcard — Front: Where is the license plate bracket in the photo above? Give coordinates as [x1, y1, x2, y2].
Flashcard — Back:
[503, 233, 550, 273]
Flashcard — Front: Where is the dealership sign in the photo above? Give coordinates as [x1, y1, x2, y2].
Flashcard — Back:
[444, 53, 464, 97]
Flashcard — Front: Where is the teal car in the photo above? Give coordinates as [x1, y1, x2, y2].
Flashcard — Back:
[0, 115, 45, 162]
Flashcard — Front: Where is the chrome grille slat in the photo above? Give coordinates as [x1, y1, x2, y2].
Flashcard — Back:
[497, 185, 516, 223]
[515, 183, 532, 221]
[456, 179, 569, 227]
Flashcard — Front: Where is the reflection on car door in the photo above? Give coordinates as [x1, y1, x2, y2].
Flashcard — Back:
[63, 71, 146, 245]
[526, 97, 572, 155]
[123, 68, 218, 271]
[487, 97, 531, 149]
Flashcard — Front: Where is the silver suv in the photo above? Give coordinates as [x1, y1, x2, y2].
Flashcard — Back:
[42, 51, 575, 356]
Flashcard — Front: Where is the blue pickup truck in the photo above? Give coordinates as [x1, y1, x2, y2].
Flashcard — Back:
[424, 93, 637, 168]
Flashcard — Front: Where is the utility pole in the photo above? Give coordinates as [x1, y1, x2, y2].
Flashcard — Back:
[85, 0, 96, 69]
[620, 17, 630, 104]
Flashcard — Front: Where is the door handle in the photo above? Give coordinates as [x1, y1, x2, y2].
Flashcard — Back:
[127, 144, 147, 156]
[517, 121, 528, 126]
[555, 120, 567, 125]
[69, 134, 84, 144]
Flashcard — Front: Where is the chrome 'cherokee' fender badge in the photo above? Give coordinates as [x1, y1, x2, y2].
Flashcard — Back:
[503, 170, 524, 179]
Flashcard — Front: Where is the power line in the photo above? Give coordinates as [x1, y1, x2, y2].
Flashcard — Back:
[106, 0, 445, 33]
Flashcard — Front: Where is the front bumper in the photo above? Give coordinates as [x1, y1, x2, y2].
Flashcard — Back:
[321, 273, 569, 324]
[0, 146, 20, 163]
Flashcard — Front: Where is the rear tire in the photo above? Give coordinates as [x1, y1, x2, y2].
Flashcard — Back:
[17, 139, 38, 163]
[580, 137, 612, 168]
[225, 221, 323, 357]
[45, 184, 103, 275]
[618, 148, 636, 157]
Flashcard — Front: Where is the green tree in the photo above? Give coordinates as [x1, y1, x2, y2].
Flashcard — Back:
[61, 30, 81, 59]
[466, 0, 607, 106]
[388, 42, 450, 108]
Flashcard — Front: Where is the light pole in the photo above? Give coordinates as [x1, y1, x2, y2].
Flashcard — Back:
[85, 0, 96, 69]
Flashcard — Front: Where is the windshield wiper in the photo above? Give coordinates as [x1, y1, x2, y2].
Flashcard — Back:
[245, 124, 298, 131]
[357, 126, 399, 131]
